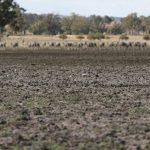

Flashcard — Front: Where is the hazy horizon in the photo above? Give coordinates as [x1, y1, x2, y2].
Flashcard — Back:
[16, 0, 150, 17]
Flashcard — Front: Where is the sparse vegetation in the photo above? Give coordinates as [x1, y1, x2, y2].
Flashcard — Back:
[76, 35, 85, 40]
[20, 109, 30, 121]
[143, 34, 150, 40]
[119, 34, 129, 40]
[105, 35, 110, 39]
[59, 33, 68, 40]
[87, 32, 105, 40]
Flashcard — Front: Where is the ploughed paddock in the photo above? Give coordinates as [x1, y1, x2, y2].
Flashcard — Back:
[0, 49, 150, 150]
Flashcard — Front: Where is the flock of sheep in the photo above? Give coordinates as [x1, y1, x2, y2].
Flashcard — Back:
[0, 39, 148, 50]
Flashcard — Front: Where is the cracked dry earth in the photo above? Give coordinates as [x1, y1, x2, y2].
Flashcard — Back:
[1, 49, 150, 150]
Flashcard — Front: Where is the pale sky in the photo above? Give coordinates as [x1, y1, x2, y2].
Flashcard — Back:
[16, 0, 150, 17]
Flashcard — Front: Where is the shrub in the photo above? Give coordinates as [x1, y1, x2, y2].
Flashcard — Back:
[59, 34, 67, 40]
[20, 109, 30, 121]
[87, 32, 105, 40]
[33, 107, 43, 115]
[143, 34, 150, 40]
[105, 36, 110, 39]
[119, 34, 129, 40]
[41, 142, 65, 150]
[107, 24, 123, 35]
[76, 35, 85, 40]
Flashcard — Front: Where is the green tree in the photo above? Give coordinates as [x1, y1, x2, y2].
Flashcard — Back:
[45, 14, 61, 35]
[89, 15, 105, 33]
[23, 13, 39, 30]
[70, 13, 89, 34]
[0, 0, 22, 31]
[103, 16, 113, 24]
[29, 14, 62, 35]
[61, 16, 73, 34]
[9, 4, 26, 34]
[107, 23, 123, 35]
[121, 13, 141, 35]
[30, 20, 46, 35]
[141, 16, 150, 34]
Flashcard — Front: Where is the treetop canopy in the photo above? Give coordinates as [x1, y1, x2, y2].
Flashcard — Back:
[0, 0, 24, 28]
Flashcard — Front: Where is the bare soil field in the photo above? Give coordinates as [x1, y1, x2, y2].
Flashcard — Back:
[1, 48, 150, 149]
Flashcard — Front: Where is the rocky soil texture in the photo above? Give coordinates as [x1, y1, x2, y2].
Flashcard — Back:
[0, 49, 150, 150]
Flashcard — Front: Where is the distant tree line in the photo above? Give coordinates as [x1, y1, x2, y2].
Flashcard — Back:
[1, 1, 150, 36]
[22, 13, 150, 36]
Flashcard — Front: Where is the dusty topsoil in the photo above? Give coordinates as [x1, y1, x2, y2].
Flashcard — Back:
[0, 48, 150, 150]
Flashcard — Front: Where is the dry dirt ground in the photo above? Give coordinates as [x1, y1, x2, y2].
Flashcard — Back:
[0, 48, 150, 150]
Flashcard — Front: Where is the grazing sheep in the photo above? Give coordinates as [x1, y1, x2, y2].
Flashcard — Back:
[0, 42, 6, 48]
[78, 43, 84, 48]
[128, 42, 133, 48]
[88, 42, 97, 48]
[50, 42, 55, 47]
[29, 42, 35, 48]
[12, 42, 19, 48]
[42, 42, 47, 48]
[66, 43, 73, 47]
[134, 42, 141, 49]
[29, 42, 40, 49]
[55, 43, 61, 47]
[119, 42, 129, 48]
[36, 42, 40, 48]
[100, 42, 105, 48]
[141, 42, 147, 48]
[109, 42, 115, 47]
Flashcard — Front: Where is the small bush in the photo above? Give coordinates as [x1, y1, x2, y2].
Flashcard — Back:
[20, 109, 30, 121]
[76, 35, 85, 40]
[59, 34, 67, 40]
[105, 36, 110, 39]
[33, 107, 43, 115]
[0, 118, 7, 125]
[41, 142, 65, 150]
[143, 34, 150, 40]
[119, 34, 129, 40]
[87, 32, 105, 40]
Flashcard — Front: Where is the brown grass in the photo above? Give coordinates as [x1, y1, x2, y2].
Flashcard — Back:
[2, 35, 150, 48]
